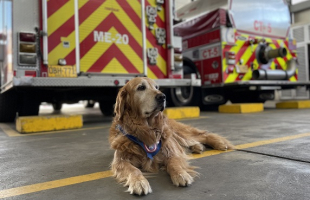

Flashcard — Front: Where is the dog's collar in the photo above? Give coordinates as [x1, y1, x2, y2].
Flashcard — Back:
[115, 124, 161, 160]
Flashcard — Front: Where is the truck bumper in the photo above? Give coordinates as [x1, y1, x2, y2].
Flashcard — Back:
[12, 75, 201, 88]
[203, 81, 310, 90]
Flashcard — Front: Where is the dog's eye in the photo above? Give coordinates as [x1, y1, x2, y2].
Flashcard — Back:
[137, 85, 146, 91]
[155, 85, 159, 90]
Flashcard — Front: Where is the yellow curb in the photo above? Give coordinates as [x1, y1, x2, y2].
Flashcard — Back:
[163, 107, 200, 119]
[16, 115, 83, 133]
[276, 100, 310, 109]
[219, 103, 264, 113]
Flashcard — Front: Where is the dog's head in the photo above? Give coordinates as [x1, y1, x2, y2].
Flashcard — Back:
[114, 77, 166, 121]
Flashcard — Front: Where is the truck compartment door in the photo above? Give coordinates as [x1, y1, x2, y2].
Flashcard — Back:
[45, 0, 79, 77]
[78, 0, 144, 75]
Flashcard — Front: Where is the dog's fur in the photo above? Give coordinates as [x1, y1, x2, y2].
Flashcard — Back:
[109, 77, 234, 195]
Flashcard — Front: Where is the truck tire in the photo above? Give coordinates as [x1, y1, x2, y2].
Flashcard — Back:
[0, 90, 18, 122]
[99, 100, 114, 116]
[229, 96, 265, 103]
[84, 100, 95, 108]
[52, 102, 62, 111]
[170, 58, 200, 107]
[229, 91, 272, 103]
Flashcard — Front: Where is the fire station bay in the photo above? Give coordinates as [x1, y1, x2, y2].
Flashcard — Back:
[2, 0, 310, 199]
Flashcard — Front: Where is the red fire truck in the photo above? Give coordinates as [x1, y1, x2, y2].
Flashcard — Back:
[0, 0, 200, 122]
[172, 0, 310, 108]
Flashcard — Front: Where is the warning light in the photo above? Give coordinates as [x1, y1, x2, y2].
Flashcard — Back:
[18, 32, 37, 65]
[114, 80, 120, 86]
[20, 43, 36, 53]
[226, 51, 236, 65]
[19, 55, 37, 65]
[19, 32, 36, 42]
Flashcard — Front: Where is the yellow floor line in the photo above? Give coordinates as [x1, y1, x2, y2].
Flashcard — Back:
[0, 123, 20, 137]
[177, 116, 209, 121]
[1, 132, 310, 199]
[0, 171, 113, 199]
[0, 117, 208, 137]
[191, 132, 310, 159]
[0, 124, 110, 137]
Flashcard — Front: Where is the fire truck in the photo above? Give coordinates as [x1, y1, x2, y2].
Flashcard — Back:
[0, 0, 200, 122]
[171, 0, 310, 108]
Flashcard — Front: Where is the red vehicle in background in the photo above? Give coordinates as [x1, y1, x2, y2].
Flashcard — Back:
[171, 0, 310, 108]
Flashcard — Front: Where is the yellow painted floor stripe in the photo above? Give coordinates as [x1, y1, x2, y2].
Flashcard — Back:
[1, 132, 310, 198]
[0, 116, 209, 137]
[0, 124, 110, 137]
[0, 123, 20, 137]
[0, 171, 113, 199]
[192, 132, 310, 158]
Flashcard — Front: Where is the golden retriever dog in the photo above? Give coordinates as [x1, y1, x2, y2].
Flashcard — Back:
[109, 77, 234, 195]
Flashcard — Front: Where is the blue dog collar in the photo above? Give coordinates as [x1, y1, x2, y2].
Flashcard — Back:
[115, 124, 161, 160]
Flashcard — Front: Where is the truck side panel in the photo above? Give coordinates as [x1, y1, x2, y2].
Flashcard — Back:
[0, 0, 13, 88]
[12, 0, 40, 79]
[222, 32, 297, 83]
[45, 0, 170, 79]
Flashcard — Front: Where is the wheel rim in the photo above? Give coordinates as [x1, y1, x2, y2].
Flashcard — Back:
[174, 86, 193, 104]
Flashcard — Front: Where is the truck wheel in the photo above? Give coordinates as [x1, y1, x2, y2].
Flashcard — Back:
[230, 98, 266, 103]
[0, 90, 18, 122]
[229, 92, 269, 103]
[99, 101, 114, 116]
[230, 97, 266, 103]
[170, 58, 200, 107]
[84, 100, 95, 108]
[52, 102, 62, 111]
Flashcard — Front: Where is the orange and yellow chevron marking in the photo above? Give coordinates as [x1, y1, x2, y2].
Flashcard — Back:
[48, 0, 88, 36]
[102, 58, 128, 74]
[145, 0, 167, 77]
[223, 33, 297, 83]
[47, 0, 168, 79]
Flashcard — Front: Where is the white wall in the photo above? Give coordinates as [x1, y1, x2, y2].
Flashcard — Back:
[175, 0, 191, 9]
[292, 0, 308, 4]
[294, 9, 310, 24]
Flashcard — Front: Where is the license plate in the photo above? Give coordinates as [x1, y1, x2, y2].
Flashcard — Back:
[236, 65, 248, 73]
[48, 65, 77, 78]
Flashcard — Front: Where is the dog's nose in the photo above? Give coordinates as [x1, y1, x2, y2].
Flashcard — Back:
[155, 93, 166, 103]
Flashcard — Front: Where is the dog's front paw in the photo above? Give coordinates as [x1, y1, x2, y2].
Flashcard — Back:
[190, 143, 204, 154]
[170, 171, 194, 187]
[207, 134, 235, 150]
[125, 174, 152, 195]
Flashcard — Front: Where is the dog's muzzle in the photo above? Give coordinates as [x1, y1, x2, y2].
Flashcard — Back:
[155, 93, 166, 111]
[155, 93, 166, 103]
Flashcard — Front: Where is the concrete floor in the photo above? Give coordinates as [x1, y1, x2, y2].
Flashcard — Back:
[1, 103, 310, 199]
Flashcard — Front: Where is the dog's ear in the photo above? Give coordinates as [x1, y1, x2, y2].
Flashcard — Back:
[114, 88, 127, 121]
